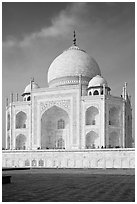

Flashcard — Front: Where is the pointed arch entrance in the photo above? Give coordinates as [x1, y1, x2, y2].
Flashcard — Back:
[41, 105, 69, 149]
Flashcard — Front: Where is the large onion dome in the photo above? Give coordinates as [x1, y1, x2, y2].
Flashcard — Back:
[48, 45, 101, 87]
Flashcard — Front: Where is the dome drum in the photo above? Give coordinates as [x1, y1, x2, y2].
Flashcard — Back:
[49, 76, 92, 88]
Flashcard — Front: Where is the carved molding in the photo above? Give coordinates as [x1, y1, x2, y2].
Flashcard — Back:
[40, 100, 71, 115]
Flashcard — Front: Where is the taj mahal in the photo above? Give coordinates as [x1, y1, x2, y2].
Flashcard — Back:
[2, 33, 135, 169]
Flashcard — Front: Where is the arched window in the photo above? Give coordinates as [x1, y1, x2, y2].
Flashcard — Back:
[16, 111, 27, 129]
[89, 91, 92, 96]
[27, 96, 31, 101]
[86, 106, 99, 125]
[16, 134, 26, 150]
[93, 90, 99, 95]
[7, 114, 10, 130]
[58, 119, 65, 129]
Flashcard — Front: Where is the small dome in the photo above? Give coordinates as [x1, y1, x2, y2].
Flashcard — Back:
[88, 75, 108, 88]
[23, 81, 39, 95]
[48, 45, 101, 87]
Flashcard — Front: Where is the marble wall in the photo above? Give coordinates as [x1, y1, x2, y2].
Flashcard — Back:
[2, 148, 135, 169]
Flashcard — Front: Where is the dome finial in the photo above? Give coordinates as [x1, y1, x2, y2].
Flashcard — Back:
[30, 77, 34, 83]
[73, 30, 76, 46]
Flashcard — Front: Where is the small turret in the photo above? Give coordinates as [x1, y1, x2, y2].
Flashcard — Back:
[22, 78, 39, 101]
[87, 75, 111, 96]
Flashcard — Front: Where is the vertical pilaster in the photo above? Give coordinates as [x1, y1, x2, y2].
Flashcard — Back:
[38, 102, 41, 149]
[12, 107, 15, 149]
[30, 93, 32, 149]
[105, 102, 109, 148]
[80, 100, 85, 149]
[103, 84, 106, 148]
[28, 103, 31, 150]
[103, 96, 106, 148]
[10, 93, 13, 150]
[5, 104, 8, 149]
[123, 101, 126, 148]
[79, 75, 82, 149]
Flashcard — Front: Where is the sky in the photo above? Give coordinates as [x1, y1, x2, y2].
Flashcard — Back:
[2, 2, 135, 147]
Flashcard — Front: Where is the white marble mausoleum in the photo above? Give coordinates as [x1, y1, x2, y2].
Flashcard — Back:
[3, 34, 134, 168]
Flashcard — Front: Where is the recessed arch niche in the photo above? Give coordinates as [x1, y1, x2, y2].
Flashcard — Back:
[86, 106, 99, 125]
[109, 107, 121, 126]
[16, 134, 26, 150]
[85, 131, 99, 149]
[41, 105, 69, 149]
[16, 111, 27, 129]
[109, 131, 120, 148]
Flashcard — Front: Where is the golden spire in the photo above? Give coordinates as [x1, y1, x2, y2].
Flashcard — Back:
[73, 30, 76, 46]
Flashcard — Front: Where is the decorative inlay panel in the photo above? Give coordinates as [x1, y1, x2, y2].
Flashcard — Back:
[40, 100, 71, 115]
